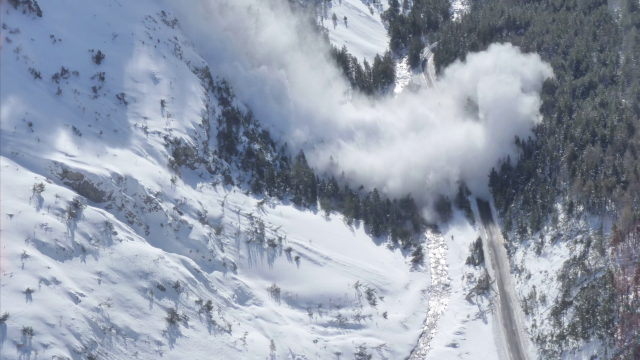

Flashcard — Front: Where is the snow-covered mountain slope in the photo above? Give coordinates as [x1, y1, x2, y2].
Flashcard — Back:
[322, 0, 389, 63]
[506, 205, 614, 360]
[0, 1, 514, 360]
[1, 157, 434, 360]
[0, 1, 438, 359]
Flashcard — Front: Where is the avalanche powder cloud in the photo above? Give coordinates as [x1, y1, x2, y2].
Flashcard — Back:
[169, 0, 553, 208]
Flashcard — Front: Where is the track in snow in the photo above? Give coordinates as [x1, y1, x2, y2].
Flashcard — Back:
[407, 230, 450, 360]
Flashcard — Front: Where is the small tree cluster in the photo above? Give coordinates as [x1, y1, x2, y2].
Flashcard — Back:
[410, 245, 423, 264]
[32, 182, 45, 195]
[165, 307, 181, 326]
[0, 312, 9, 324]
[330, 45, 396, 95]
[8, 0, 43, 17]
[91, 71, 105, 82]
[381, 0, 450, 54]
[115, 93, 128, 106]
[196, 209, 208, 225]
[434, 195, 452, 222]
[66, 197, 85, 219]
[267, 283, 281, 299]
[51, 66, 70, 83]
[160, 11, 179, 29]
[196, 299, 213, 316]
[172, 280, 181, 292]
[28, 68, 42, 79]
[71, 125, 82, 137]
[364, 287, 377, 307]
[454, 183, 475, 224]
[92, 50, 105, 65]
[21, 325, 34, 338]
[354, 344, 372, 360]
[465, 237, 484, 267]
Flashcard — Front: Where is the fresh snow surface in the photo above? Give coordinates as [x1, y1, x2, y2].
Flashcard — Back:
[450, 0, 470, 21]
[409, 228, 450, 360]
[0, 1, 505, 360]
[394, 56, 414, 94]
[424, 213, 501, 360]
[322, 0, 389, 63]
[0, 1, 437, 359]
[509, 204, 613, 360]
[410, 202, 503, 360]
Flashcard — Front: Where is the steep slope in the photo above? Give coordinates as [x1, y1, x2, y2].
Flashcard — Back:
[0, 1, 432, 359]
[322, 0, 389, 63]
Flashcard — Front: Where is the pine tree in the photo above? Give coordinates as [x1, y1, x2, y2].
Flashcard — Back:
[408, 36, 424, 68]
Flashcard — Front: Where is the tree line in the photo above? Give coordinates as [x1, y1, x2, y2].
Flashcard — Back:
[192, 68, 427, 245]
[383, 0, 451, 67]
[330, 45, 396, 95]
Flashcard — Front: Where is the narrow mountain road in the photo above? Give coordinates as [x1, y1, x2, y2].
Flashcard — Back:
[422, 43, 438, 90]
[477, 199, 529, 360]
[412, 43, 438, 91]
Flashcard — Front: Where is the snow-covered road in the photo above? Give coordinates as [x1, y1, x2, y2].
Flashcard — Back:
[477, 199, 530, 360]
[421, 44, 438, 90]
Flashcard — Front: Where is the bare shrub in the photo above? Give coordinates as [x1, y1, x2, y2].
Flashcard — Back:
[166, 308, 179, 325]
[354, 344, 372, 360]
[267, 283, 281, 300]
[410, 245, 423, 264]
[66, 197, 85, 219]
[0, 312, 9, 324]
[92, 50, 105, 65]
[32, 182, 45, 195]
[116, 93, 128, 106]
[21, 325, 34, 338]
[364, 287, 377, 307]
[29, 68, 42, 79]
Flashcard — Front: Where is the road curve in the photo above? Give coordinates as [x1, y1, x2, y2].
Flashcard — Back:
[476, 199, 529, 360]
[422, 44, 438, 89]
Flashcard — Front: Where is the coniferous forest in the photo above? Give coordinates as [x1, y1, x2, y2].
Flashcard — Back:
[187, 1, 640, 357]
[432, 0, 640, 358]
[191, 68, 427, 247]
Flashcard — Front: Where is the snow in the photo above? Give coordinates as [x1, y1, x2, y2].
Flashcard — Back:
[394, 56, 414, 94]
[450, 0, 470, 21]
[419, 212, 502, 360]
[0, 1, 509, 359]
[322, 0, 389, 63]
[498, 199, 613, 360]
[0, 1, 433, 359]
[503, 202, 613, 360]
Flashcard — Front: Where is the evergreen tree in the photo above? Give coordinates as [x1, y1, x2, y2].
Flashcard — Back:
[408, 36, 424, 68]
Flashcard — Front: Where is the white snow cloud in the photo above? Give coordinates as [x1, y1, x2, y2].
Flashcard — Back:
[170, 0, 553, 212]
